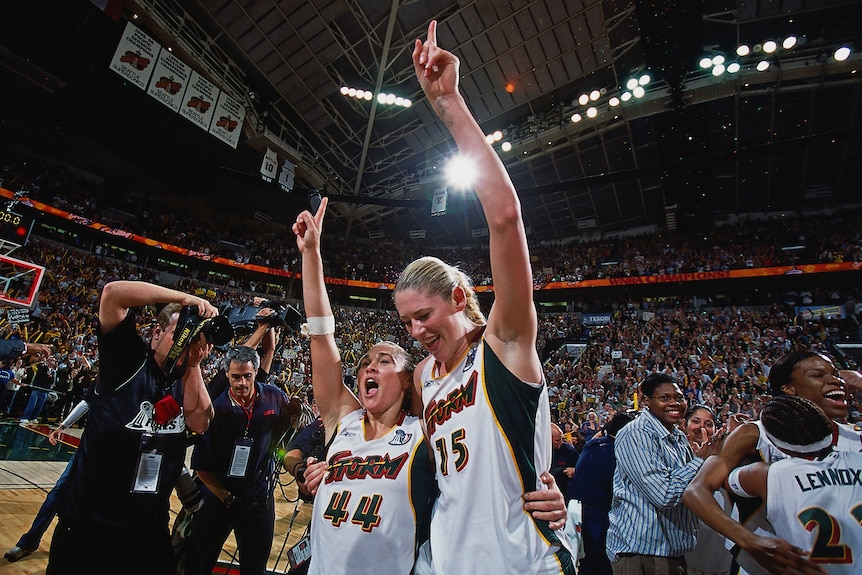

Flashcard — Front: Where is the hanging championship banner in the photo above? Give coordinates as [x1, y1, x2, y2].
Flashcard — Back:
[109, 21, 159, 90]
[146, 49, 191, 112]
[209, 91, 246, 149]
[181, 71, 218, 131]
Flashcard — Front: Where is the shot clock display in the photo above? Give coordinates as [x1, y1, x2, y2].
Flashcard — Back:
[0, 208, 34, 245]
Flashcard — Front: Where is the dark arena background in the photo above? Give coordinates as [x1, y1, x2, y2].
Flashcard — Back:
[1, 0, 860, 573]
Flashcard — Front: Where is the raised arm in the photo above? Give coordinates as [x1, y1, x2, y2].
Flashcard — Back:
[99, 280, 218, 333]
[413, 21, 539, 382]
[293, 198, 360, 437]
[683, 423, 759, 527]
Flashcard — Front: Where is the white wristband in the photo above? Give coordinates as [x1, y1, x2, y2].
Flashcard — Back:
[303, 316, 335, 336]
[727, 467, 756, 498]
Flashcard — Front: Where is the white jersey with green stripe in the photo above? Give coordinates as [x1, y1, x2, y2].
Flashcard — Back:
[766, 450, 862, 574]
[420, 336, 574, 575]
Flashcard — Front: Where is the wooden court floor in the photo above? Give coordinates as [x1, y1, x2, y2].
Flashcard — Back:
[0, 419, 313, 574]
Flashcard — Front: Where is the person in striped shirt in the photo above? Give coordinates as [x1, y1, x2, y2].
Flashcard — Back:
[607, 373, 722, 574]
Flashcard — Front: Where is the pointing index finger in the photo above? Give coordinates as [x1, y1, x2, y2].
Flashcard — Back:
[314, 196, 328, 228]
[427, 20, 437, 46]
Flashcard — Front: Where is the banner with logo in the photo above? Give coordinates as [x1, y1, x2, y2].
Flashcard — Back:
[109, 21, 158, 89]
[110, 22, 246, 148]
[796, 305, 845, 319]
[209, 91, 246, 149]
[146, 49, 191, 112]
[180, 71, 218, 131]
[582, 312, 612, 325]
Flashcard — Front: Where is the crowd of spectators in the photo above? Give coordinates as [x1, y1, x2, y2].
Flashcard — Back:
[3, 237, 859, 431]
[544, 299, 862, 432]
[1, 147, 860, 431]
[3, 147, 861, 288]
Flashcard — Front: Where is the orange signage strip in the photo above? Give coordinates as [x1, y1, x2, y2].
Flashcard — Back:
[4, 188, 859, 292]
[537, 262, 862, 290]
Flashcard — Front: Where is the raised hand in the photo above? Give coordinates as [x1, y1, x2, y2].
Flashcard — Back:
[412, 20, 460, 109]
[293, 196, 329, 254]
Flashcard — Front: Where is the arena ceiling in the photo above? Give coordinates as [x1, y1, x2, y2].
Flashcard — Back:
[2, 0, 861, 247]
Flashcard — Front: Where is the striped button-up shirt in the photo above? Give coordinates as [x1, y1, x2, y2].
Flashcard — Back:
[606, 409, 704, 561]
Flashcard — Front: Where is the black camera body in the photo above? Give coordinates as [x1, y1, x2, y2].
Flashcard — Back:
[221, 300, 302, 336]
[164, 305, 234, 378]
[295, 427, 326, 485]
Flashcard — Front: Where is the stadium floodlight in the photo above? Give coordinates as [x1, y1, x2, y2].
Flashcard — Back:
[763, 40, 777, 53]
[834, 46, 851, 61]
[736, 44, 750, 57]
[782, 35, 797, 50]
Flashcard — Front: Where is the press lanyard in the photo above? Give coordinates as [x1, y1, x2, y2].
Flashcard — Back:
[228, 388, 256, 477]
[229, 388, 257, 436]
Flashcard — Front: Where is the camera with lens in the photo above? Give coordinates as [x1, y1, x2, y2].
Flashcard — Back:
[221, 299, 303, 336]
[164, 305, 235, 378]
[295, 427, 326, 487]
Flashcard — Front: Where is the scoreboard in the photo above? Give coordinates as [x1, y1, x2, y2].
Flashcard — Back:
[0, 207, 34, 245]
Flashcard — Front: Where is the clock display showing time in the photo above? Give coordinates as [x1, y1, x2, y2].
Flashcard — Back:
[0, 208, 34, 244]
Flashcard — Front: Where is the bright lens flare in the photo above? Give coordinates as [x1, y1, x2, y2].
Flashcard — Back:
[444, 155, 478, 190]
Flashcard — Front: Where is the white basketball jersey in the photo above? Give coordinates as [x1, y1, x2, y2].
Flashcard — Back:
[420, 337, 574, 575]
[766, 450, 862, 575]
[309, 409, 435, 575]
[730, 420, 862, 575]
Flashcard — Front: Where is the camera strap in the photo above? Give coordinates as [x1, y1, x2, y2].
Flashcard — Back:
[164, 320, 206, 379]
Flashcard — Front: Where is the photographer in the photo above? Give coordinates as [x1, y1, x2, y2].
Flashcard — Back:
[283, 415, 325, 502]
[46, 280, 217, 575]
[184, 332, 305, 575]
[205, 301, 293, 399]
